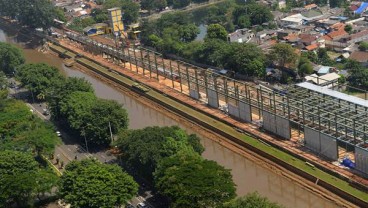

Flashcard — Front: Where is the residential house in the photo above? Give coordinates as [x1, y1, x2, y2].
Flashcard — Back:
[314, 65, 337, 76]
[281, 14, 305, 26]
[349, 51, 368, 66]
[228, 29, 255, 43]
[304, 72, 340, 87]
[304, 3, 318, 10]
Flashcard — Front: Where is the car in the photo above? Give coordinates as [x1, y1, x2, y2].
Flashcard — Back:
[56, 131, 62, 137]
[136, 202, 148, 208]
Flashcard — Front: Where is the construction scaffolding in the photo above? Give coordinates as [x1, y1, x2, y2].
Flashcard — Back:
[64, 32, 368, 176]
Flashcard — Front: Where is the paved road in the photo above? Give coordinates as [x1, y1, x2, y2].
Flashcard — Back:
[7, 79, 158, 208]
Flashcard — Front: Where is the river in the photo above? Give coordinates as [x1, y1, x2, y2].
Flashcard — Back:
[0, 28, 342, 208]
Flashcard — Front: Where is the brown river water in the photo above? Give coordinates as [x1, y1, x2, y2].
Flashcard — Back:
[0, 29, 342, 208]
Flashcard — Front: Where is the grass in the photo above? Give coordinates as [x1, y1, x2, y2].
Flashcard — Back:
[53, 43, 368, 203]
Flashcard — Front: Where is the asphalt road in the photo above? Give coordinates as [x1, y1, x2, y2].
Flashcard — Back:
[7, 79, 158, 208]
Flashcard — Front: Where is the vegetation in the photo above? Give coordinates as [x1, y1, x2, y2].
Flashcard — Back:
[154, 152, 236, 207]
[0, 42, 25, 75]
[358, 41, 368, 51]
[0, 0, 55, 29]
[16, 63, 63, 100]
[0, 99, 60, 155]
[0, 150, 58, 207]
[347, 61, 368, 89]
[116, 126, 203, 178]
[223, 192, 284, 208]
[268, 43, 299, 69]
[67, 17, 97, 33]
[59, 159, 138, 208]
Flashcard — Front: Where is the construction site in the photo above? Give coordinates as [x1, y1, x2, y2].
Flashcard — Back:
[31, 5, 368, 206]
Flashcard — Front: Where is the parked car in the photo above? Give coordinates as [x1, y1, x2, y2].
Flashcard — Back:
[137, 202, 148, 208]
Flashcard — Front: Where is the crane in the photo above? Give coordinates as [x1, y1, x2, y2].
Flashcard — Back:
[114, 24, 130, 49]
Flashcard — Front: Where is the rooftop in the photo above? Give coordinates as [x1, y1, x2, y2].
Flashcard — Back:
[350, 51, 368, 63]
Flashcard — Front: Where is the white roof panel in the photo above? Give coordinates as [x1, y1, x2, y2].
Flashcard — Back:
[296, 82, 368, 108]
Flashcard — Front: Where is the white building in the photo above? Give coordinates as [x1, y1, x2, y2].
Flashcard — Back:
[281, 14, 305, 26]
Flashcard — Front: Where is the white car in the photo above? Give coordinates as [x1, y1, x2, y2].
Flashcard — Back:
[137, 202, 148, 208]
[56, 131, 62, 137]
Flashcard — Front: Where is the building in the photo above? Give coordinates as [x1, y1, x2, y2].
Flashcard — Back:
[108, 7, 124, 34]
[304, 72, 340, 87]
[349, 51, 368, 66]
[228, 29, 255, 43]
[281, 14, 305, 26]
[83, 23, 109, 36]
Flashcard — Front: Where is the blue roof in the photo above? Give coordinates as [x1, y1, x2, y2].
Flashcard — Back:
[355, 2, 368, 14]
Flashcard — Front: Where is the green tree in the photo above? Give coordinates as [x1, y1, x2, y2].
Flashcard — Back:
[223, 192, 284, 208]
[116, 126, 204, 178]
[347, 61, 368, 89]
[82, 99, 129, 146]
[0, 150, 39, 207]
[179, 24, 200, 42]
[359, 41, 368, 51]
[194, 39, 232, 67]
[227, 43, 265, 76]
[344, 24, 353, 34]
[205, 24, 228, 41]
[298, 57, 313, 76]
[60, 159, 138, 208]
[173, 0, 190, 8]
[54, 7, 66, 22]
[0, 42, 25, 75]
[316, 48, 333, 65]
[19, 0, 55, 29]
[268, 43, 299, 68]
[121, 0, 140, 24]
[154, 152, 236, 208]
[248, 4, 273, 25]
[91, 9, 109, 23]
[16, 63, 63, 100]
[60, 91, 97, 130]
[47, 77, 93, 119]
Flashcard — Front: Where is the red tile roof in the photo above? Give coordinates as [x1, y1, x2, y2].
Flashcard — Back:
[326, 29, 347, 39]
[304, 3, 317, 9]
[350, 5, 359, 11]
[305, 43, 319, 51]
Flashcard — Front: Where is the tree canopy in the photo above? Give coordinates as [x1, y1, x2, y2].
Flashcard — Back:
[116, 126, 204, 178]
[347, 61, 368, 89]
[206, 24, 228, 41]
[223, 192, 284, 208]
[0, 42, 25, 75]
[16, 63, 63, 100]
[0, 150, 58, 207]
[0, 99, 60, 155]
[60, 91, 129, 147]
[0, 0, 55, 29]
[59, 159, 138, 208]
[154, 152, 236, 208]
[268, 43, 299, 69]
[358, 42, 368, 51]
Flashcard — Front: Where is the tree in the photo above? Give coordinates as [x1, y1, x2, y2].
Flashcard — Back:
[227, 43, 265, 77]
[154, 152, 236, 208]
[347, 62, 368, 89]
[0, 150, 39, 207]
[298, 57, 313, 76]
[268, 43, 299, 68]
[223, 192, 284, 208]
[179, 24, 200, 42]
[116, 126, 204, 178]
[359, 41, 368, 51]
[194, 39, 232, 67]
[60, 91, 97, 130]
[60, 159, 138, 208]
[19, 0, 55, 29]
[248, 4, 274, 25]
[205, 24, 228, 41]
[344, 24, 353, 34]
[82, 99, 129, 146]
[0, 42, 25, 75]
[47, 77, 93, 119]
[141, 0, 167, 12]
[121, 0, 140, 24]
[16, 63, 63, 100]
[54, 7, 66, 22]
[172, 0, 190, 8]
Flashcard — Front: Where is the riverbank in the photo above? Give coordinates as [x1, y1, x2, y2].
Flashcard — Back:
[48, 42, 365, 207]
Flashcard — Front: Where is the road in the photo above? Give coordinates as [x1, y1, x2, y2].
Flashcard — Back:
[7, 79, 158, 208]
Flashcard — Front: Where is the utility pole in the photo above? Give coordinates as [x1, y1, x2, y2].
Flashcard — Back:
[83, 127, 89, 154]
[109, 121, 114, 142]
